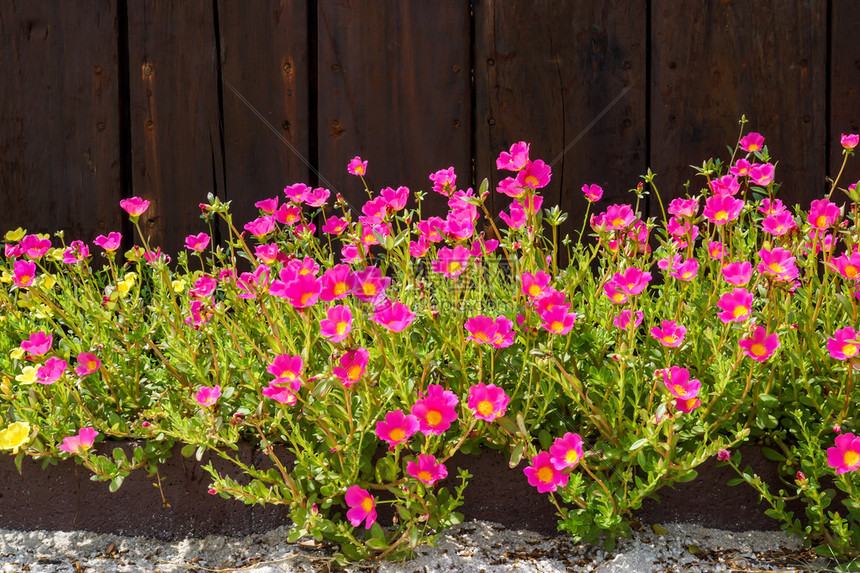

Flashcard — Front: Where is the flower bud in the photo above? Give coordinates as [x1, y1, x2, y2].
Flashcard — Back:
[717, 449, 730, 462]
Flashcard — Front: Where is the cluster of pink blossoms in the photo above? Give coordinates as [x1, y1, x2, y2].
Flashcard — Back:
[524, 433, 584, 493]
[658, 366, 702, 413]
[15, 332, 101, 385]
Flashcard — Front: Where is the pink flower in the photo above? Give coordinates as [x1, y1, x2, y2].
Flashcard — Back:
[380, 186, 410, 211]
[319, 265, 355, 301]
[281, 273, 321, 308]
[758, 198, 786, 215]
[254, 197, 279, 213]
[467, 383, 510, 422]
[675, 396, 702, 413]
[762, 211, 797, 236]
[262, 378, 301, 404]
[75, 353, 101, 377]
[721, 261, 753, 286]
[59, 427, 99, 455]
[267, 354, 303, 382]
[602, 204, 637, 231]
[524, 451, 569, 493]
[669, 258, 699, 281]
[707, 242, 725, 260]
[827, 433, 860, 474]
[254, 243, 280, 264]
[703, 195, 744, 225]
[429, 166, 457, 196]
[409, 236, 430, 257]
[376, 409, 419, 448]
[20, 234, 51, 259]
[304, 187, 330, 207]
[21, 332, 52, 356]
[62, 241, 89, 264]
[582, 184, 603, 202]
[321, 215, 348, 235]
[284, 183, 309, 203]
[716, 288, 753, 323]
[119, 196, 150, 217]
[717, 449, 731, 462]
[347, 156, 367, 176]
[94, 232, 122, 252]
[521, 271, 552, 299]
[739, 132, 765, 153]
[411, 384, 458, 435]
[274, 204, 302, 226]
[319, 305, 353, 342]
[344, 485, 376, 529]
[470, 238, 499, 257]
[749, 163, 775, 186]
[464, 315, 515, 348]
[189, 276, 217, 299]
[730, 158, 753, 178]
[831, 252, 860, 280]
[612, 267, 651, 296]
[841, 133, 859, 151]
[516, 160, 551, 190]
[496, 141, 530, 171]
[709, 175, 740, 196]
[184, 233, 210, 252]
[406, 453, 448, 486]
[739, 326, 779, 362]
[333, 348, 370, 388]
[828, 327, 860, 360]
[372, 300, 415, 332]
[244, 216, 276, 238]
[603, 282, 629, 304]
[660, 366, 701, 400]
[539, 306, 577, 335]
[499, 202, 528, 229]
[36, 357, 67, 384]
[12, 260, 35, 288]
[352, 267, 391, 304]
[195, 385, 221, 407]
[757, 247, 798, 282]
[613, 309, 643, 331]
[808, 198, 840, 230]
[650, 320, 686, 347]
[431, 246, 470, 278]
[549, 433, 584, 470]
[417, 217, 446, 242]
[668, 198, 699, 218]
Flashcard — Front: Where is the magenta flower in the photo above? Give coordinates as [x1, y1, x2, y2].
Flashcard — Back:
[675, 396, 702, 413]
[828, 433, 860, 474]
[613, 309, 643, 331]
[94, 232, 122, 252]
[603, 282, 629, 304]
[267, 354, 303, 382]
[549, 433, 584, 470]
[539, 306, 577, 335]
[703, 194, 744, 225]
[831, 252, 860, 280]
[274, 204, 301, 226]
[602, 204, 637, 230]
[739, 132, 765, 152]
[284, 183, 309, 203]
[254, 243, 279, 264]
[262, 379, 301, 405]
[411, 384, 458, 435]
[36, 357, 67, 385]
[659, 366, 701, 400]
[319, 265, 355, 301]
[709, 174, 741, 196]
[429, 166, 457, 196]
[749, 163, 775, 186]
[668, 197, 699, 218]
[12, 259, 35, 288]
[304, 187, 330, 207]
[650, 320, 687, 347]
[184, 233, 210, 252]
[582, 184, 603, 202]
[376, 409, 419, 448]
[524, 451, 569, 493]
[739, 326, 780, 362]
[708, 242, 725, 260]
[521, 271, 552, 299]
[464, 315, 515, 348]
[842, 133, 860, 151]
[20, 234, 51, 259]
[721, 261, 753, 286]
[669, 258, 699, 281]
[516, 160, 551, 190]
[344, 485, 376, 529]
[244, 216, 276, 238]
[381, 186, 410, 211]
[717, 449, 731, 462]
[731, 158, 753, 178]
[417, 217, 446, 242]
[431, 245, 470, 278]
[254, 197, 279, 213]
[406, 453, 448, 486]
[808, 198, 840, 230]
[332, 348, 370, 388]
[189, 276, 217, 299]
[347, 156, 367, 176]
[467, 383, 510, 422]
[352, 267, 391, 304]
[21, 332, 52, 356]
[282, 274, 322, 308]
[612, 267, 652, 296]
[321, 215, 348, 235]
[75, 353, 101, 377]
[62, 241, 90, 264]
[59, 427, 99, 455]
[828, 327, 860, 360]
[757, 247, 798, 282]
[409, 236, 430, 257]
[762, 211, 797, 236]
[119, 196, 150, 217]
[195, 385, 221, 408]
[372, 300, 415, 332]
[759, 198, 786, 215]
[716, 288, 753, 323]
[499, 202, 528, 229]
[319, 305, 353, 342]
[496, 141, 530, 171]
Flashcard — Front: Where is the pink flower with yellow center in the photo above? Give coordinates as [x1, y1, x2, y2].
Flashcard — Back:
[582, 184, 603, 202]
[254, 244, 279, 264]
[284, 183, 309, 203]
[195, 385, 221, 408]
[749, 163, 775, 186]
[75, 353, 102, 377]
[94, 232, 122, 252]
[659, 366, 701, 400]
[21, 331, 52, 356]
[708, 241, 725, 260]
[304, 187, 330, 207]
[12, 260, 35, 288]
[406, 454, 448, 486]
[496, 141, 530, 171]
[668, 197, 699, 218]
[669, 258, 699, 281]
[521, 271, 551, 299]
[828, 327, 860, 360]
[758, 198, 786, 215]
[602, 204, 637, 231]
[280, 273, 321, 308]
[613, 309, 643, 331]
[429, 166, 457, 196]
[716, 288, 754, 323]
[20, 234, 51, 259]
[808, 198, 840, 230]
[762, 211, 797, 236]
[319, 305, 353, 343]
[236, 266, 270, 299]
[267, 354, 303, 382]
[757, 247, 798, 282]
[709, 174, 741, 196]
[499, 202, 528, 229]
[464, 315, 515, 348]
[739, 132, 765, 152]
[345, 485, 376, 529]
[409, 236, 430, 257]
[603, 282, 629, 304]
[612, 267, 652, 296]
[376, 409, 419, 448]
[184, 233, 210, 252]
[243, 215, 276, 238]
[319, 265, 355, 301]
[333, 348, 370, 388]
[417, 217, 446, 242]
[524, 451, 569, 493]
[347, 156, 367, 176]
[321, 215, 348, 235]
[539, 306, 577, 335]
[516, 160, 551, 190]
[59, 427, 99, 455]
[730, 158, 753, 178]
[262, 379, 300, 405]
[548, 432, 584, 470]
[828, 433, 860, 474]
[431, 245, 470, 278]
[36, 357, 67, 384]
[721, 261, 753, 286]
[62, 241, 89, 264]
[535, 290, 567, 314]
[372, 300, 415, 332]
[119, 196, 150, 217]
[412, 384, 458, 435]
[739, 326, 779, 362]
[381, 185, 410, 211]
[352, 267, 391, 304]
[831, 252, 860, 280]
[841, 133, 859, 151]
[675, 396, 702, 413]
[274, 204, 301, 226]
[467, 383, 510, 422]
[650, 320, 686, 347]
[703, 195, 744, 225]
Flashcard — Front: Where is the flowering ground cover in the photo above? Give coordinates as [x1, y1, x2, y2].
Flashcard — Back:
[1, 118, 860, 563]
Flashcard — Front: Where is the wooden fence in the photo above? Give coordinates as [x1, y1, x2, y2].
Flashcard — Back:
[1, 0, 858, 254]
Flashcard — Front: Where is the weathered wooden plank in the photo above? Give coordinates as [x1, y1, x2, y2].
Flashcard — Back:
[651, 0, 827, 210]
[217, 0, 310, 230]
[126, 0, 223, 255]
[0, 1, 122, 240]
[830, 0, 860, 194]
[474, 0, 647, 238]
[317, 0, 471, 219]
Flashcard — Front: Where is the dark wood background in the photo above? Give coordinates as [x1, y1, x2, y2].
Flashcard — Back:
[1, 0, 857, 254]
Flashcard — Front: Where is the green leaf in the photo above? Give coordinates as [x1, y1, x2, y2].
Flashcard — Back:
[516, 413, 528, 438]
[181, 443, 195, 458]
[509, 442, 524, 468]
[109, 475, 125, 492]
[495, 415, 518, 436]
[757, 393, 778, 409]
[629, 438, 649, 452]
[366, 538, 388, 550]
[814, 544, 838, 558]
[760, 446, 786, 462]
[675, 469, 698, 483]
[726, 477, 745, 487]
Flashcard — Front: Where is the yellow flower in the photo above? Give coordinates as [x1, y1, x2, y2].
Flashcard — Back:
[15, 366, 38, 385]
[40, 275, 56, 290]
[172, 279, 186, 294]
[0, 421, 31, 453]
[10, 348, 24, 360]
[117, 280, 132, 295]
[0, 271, 13, 284]
[4, 228, 26, 242]
[1, 377, 12, 398]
